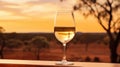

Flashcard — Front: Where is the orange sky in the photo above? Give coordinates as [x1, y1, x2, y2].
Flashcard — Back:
[0, 0, 105, 33]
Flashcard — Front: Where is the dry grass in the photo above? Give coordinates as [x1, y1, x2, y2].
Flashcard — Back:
[3, 42, 120, 63]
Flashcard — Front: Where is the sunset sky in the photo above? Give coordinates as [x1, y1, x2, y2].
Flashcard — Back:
[0, 0, 105, 33]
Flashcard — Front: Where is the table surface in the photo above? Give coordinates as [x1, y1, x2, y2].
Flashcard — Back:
[0, 59, 120, 67]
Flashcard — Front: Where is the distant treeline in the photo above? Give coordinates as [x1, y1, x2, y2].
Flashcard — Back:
[3, 32, 108, 44]
[3, 32, 55, 41]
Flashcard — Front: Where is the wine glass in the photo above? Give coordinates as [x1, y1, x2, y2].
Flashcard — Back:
[54, 10, 76, 65]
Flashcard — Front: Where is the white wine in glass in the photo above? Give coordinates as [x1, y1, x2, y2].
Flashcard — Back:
[54, 10, 76, 65]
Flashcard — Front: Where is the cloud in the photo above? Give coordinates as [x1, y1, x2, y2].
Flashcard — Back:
[22, 3, 59, 13]
[0, 0, 35, 4]
[0, 11, 12, 16]
[0, 0, 77, 20]
[0, 10, 27, 20]
[0, 1, 26, 17]
[26, 0, 58, 5]
[21, 3, 61, 19]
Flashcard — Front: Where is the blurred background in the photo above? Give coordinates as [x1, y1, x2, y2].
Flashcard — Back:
[0, 0, 119, 63]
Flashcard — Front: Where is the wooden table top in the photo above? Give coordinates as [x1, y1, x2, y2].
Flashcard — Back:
[0, 59, 120, 67]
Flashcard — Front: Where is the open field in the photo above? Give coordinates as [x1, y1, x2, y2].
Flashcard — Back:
[0, 33, 120, 63]
[3, 42, 120, 63]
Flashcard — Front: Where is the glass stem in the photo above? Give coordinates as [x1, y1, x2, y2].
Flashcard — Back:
[62, 43, 67, 62]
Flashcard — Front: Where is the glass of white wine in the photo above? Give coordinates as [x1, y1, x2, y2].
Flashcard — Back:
[54, 10, 76, 65]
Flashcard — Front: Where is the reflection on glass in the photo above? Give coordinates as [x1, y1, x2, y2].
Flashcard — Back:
[54, 10, 76, 65]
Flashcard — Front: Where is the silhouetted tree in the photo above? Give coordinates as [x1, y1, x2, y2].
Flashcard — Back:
[6, 39, 23, 50]
[23, 40, 32, 52]
[0, 26, 6, 59]
[85, 56, 91, 62]
[93, 57, 100, 62]
[73, 0, 120, 63]
[31, 36, 49, 60]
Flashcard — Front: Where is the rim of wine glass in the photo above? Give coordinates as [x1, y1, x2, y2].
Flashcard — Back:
[54, 10, 75, 27]
[54, 10, 76, 28]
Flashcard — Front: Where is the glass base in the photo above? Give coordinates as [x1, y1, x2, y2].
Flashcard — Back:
[56, 60, 73, 65]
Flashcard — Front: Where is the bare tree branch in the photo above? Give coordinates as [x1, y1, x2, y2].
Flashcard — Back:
[112, 18, 120, 28]
[97, 14, 108, 31]
[79, 0, 109, 31]
[96, 2, 109, 13]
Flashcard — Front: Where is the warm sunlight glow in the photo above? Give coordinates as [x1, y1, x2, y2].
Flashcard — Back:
[0, 0, 105, 33]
